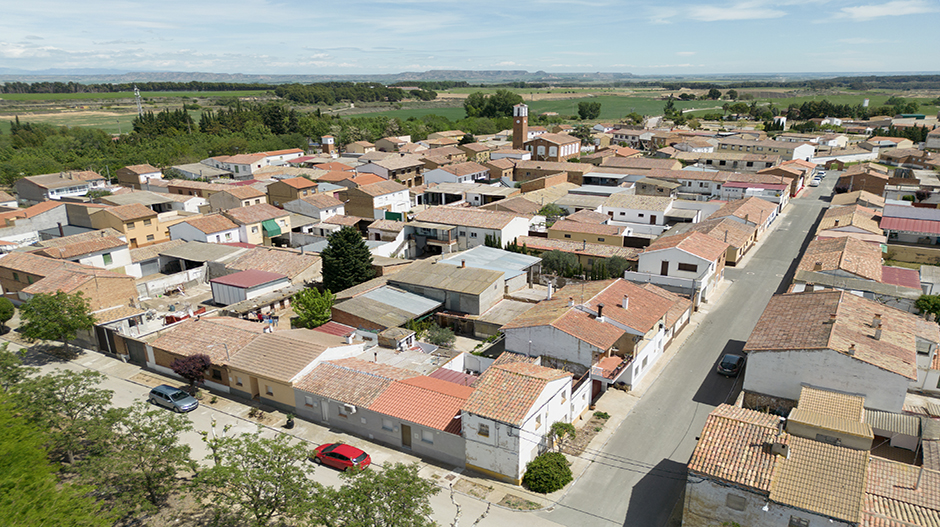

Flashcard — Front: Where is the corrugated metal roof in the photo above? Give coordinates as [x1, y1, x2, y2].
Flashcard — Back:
[361, 286, 442, 316]
[865, 409, 920, 437]
[388, 261, 503, 295]
[880, 216, 940, 236]
[438, 246, 540, 281]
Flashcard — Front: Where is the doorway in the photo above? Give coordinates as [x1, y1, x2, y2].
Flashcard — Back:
[249, 377, 260, 400]
[660, 261, 669, 276]
[401, 424, 412, 449]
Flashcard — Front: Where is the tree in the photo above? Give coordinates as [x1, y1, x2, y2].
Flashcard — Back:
[0, 297, 14, 332]
[292, 287, 335, 329]
[707, 88, 722, 100]
[458, 133, 475, 145]
[425, 323, 456, 348]
[0, 395, 115, 527]
[522, 452, 573, 493]
[571, 124, 594, 145]
[14, 369, 115, 464]
[484, 233, 501, 248]
[0, 343, 34, 392]
[313, 462, 440, 527]
[916, 295, 940, 320]
[170, 353, 212, 394]
[18, 291, 95, 355]
[606, 256, 631, 279]
[538, 203, 567, 223]
[578, 101, 602, 120]
[194, 427, 321, 527]
[542, 250, 580, 277]
[726, 89, 739, 100]
[322, 227, 375, 293]
[549, 422, 576, 451]
[77, 401, 194, 516]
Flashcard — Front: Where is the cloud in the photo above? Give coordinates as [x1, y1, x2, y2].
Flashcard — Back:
[677, 51, 697, 56]
[688, 1, 786, 21]
[837, 0, 938, 20]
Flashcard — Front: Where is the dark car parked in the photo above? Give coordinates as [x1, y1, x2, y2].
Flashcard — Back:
[716, 354, 746, 377]
[148, 384, 199, 413]
[310, 443, 371, 471]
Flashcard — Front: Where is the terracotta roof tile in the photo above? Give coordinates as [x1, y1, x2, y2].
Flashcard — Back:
[549, 220, 624, 237]
[225, 246, 319, 280]
[676, 217, 755, 250]
[103, 203, 157, 221]
[414, 206, 524, 230]
[225, 330, 347, 383]
[294, 358, 419, 407]
[369, 376, 472, 434]
[711, 197, 778, 225]
[299, 193, 343, 209]
[355, 180, 408, 197]
[148, 317, 264, 363]
[645, 231, 729, 262]
[797, 237, 883, 282]
[224, 203, 288, 225]
[515, 236, 640, 260]
[276, 177, 317, 190]
[223, 186, 266, 199]
[463, 361, 569, 426]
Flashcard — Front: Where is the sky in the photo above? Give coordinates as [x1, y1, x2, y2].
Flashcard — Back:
[1, 0, 939, 76]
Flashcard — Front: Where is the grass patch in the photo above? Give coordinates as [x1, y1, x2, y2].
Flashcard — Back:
[454, 479, 493, 500]
[0, 90, 269, 101]
[884, 259, 923, 270]
[498, 494, 542, 511]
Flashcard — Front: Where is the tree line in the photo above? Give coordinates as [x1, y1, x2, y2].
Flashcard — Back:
[274, 82, 437, 105]
[0, 80, 279, 94]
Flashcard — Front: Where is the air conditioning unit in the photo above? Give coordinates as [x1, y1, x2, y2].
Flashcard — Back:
[344, 404, 357, 414]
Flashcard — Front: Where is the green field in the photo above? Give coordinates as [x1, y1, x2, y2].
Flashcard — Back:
[0, 110, 205, 135]
[0, 90, 269, 101]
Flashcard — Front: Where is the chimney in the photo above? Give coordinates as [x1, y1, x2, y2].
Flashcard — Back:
[829, 313, 837, 323]
[546, 282, 553, 300]
[623, 295, 629, 310]
[568, 296, 574, 307]
[582, 239, 586, 250]
[345, 333, 354, 345]
[872, 313, 882, 328]
[57, 222, 64, 237]
[834, 219, 840, 226]
[874, 323, 883, 340]
[597, 303, 605, 322]
[847, 343, 856, 355]
[814, 261, 823, 271]
[771, 441, 790, 459]
[461, 259, 466, 268]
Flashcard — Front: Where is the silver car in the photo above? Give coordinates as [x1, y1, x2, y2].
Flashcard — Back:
[148, 384, 199, 413]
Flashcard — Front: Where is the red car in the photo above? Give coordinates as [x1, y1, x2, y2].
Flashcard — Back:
[310, 443, 371, 471]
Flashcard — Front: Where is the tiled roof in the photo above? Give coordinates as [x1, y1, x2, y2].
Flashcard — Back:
[148, 317, 264, 363]
[21, 170, 104, 189]
[369, 154, 425, 170]
[865, 457, 940, 527]
[32, 235, 126, 259]
[529, 132, 579, 145]
[355, 180, 408, 197]
[675, 217, 755, 250]
[637, 282, 692, 328]
[743, 291, 919, 379]
[121, 164, 160, 175]
[314, 170, 359, 183]
[345, 174, 387, 187]
[368, 219, 406, 232]
[441, 161, 489, 177]
[225, 246, 319, 280]
[276, 177, 317, 190]
[549, 220, 624, 237]
[478, 196, 541, 215]
[36, 228, 124, 247]
[294, 358, 419, 407]
[831, 191, 886, 210]
[687, 404, 780, 492]
[769, 435, 868, 523]
[224, 203, 288, 225]
[711, 197, 777, 224]
[818, 204, 882, 235]
[223, 186, 266, 199]
[797, 236, 883, 282]
[414, 206, 524, 230]
[368, 376, 473, 434]
[463, 361, 569, 426]
[0, 200, 64, 222]
[603, 194, 673, 212]
[798, 385, 865, 422]
[323, 215, 364, 227]
[225, 330, 347, 383]
[600, 157, 679, 170]
[182, 214, 239, 234]
[565, 210, 610, 224]
[103, 203, 157, 221]
[645, 231, 729, 262]
[299, 193, 343, 209]
[515, 236, 640, 260]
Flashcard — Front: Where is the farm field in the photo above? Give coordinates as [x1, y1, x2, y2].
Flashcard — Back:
[0, 90, 269, 101]
[0, 110, 205, 135]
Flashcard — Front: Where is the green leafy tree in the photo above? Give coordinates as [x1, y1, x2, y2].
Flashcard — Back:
[322, 227, 375, 293]
[542, 250, 580, 277]
[0, 297, 14, 332]
[313, 462, 440, 527]
[522, 452, 573, 493]
[458, 133, 475, 145]
[606, 256, 632, 279]
[571, 124, 594, 145]
[78, 401, 194, 516]
[425, 323, 456, 348]
[14, 369, 114, 464]
[195, 426, 320, 527]
[293, 288, 335, 329]
[916, 295, 940, 320]
[18, 291, 95, 355]
[463, 92, 487, 118]
[538, 203, 567, 222]
[0, 343, 34, 392]
[0, 395, 115, 527]
[549, 422, 576, 451]
[707, 88, 722, 100]
[726, 89, 739, 100]
[578, 101, 602, 120]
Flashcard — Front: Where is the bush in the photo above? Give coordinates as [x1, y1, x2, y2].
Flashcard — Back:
[523, 452, 572, 494]
[425, 323, 455, 348]
[593, 411, 610, 420]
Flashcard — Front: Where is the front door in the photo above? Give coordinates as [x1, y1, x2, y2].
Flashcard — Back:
[660, 261, 669, 276]
[249, 377, 260, 400]
[650, 215, 657, 225]
[401, 424, 412, 449]
[320, 400, 329, 422]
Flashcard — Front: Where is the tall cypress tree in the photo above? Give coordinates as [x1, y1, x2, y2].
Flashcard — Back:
[321, 227, 375, 293]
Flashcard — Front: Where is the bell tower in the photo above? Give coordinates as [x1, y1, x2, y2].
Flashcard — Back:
[512, 104, 528, 150]
[321, 135, 335, 155]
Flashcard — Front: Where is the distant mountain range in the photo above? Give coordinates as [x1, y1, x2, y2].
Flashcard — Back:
[0, 69, 935, 85]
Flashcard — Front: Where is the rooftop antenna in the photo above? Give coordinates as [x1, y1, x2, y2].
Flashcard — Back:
[134, 85, 143, 117]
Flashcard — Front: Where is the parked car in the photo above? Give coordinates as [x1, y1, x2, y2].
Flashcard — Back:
[817, 170, 827, 177]
[716, 354, 746, 377]
[809, 178, 820, 187]
[310, 443, 371, 471]
[148, 384, 199, 413]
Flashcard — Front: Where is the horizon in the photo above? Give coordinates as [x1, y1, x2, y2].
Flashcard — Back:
[3, 0, 940, 76]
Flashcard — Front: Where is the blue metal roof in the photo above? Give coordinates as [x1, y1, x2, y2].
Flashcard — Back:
[439, 245, 540, 281]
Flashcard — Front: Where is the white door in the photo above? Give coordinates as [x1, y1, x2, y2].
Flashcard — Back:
[320, 400, 329, 422]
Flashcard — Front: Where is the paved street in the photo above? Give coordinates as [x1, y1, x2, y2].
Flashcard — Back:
[540, 176, 836, 526]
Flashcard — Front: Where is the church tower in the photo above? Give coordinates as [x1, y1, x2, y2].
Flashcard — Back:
[512, 104, 528, 150]
[321, 135, 335, 155]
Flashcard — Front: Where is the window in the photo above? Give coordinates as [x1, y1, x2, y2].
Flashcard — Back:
[304, 395, 314, 407]
[459, 231, 466, 237]
[146, 234, 155, 242]
[561, 391, 567, 404]
[12, 272, 19, 282]
[677, 263, 698, 273]
[143, 219, 152, 226]
[564, 234, 571, 238]
[478, 423, 490, 437]
[421, 430, 434, 444]
[265, 385, 274, 396]
[535, 414, 542, 429]
[126, 222, 135, 230]
[211, 369, 222, 380]
[788, 517, 809, 527]
[725, 494, 746, 511]
[470, 232, 477, 238]
[225, 232, 232, 241]
[338, 405, 348, 418]
[27, 276, 33, 285]
[235, 376, 243, 386]
[251, 226, 259, 234]
[382, 418, 394, 431]
[102, 253, 112, 265]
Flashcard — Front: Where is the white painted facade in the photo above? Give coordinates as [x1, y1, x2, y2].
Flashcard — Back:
[210, 276, 291, 306]
[503, 325, 605, 376]
[368, 190, 411, 220]
[453, 217, 529, 250]
[424, 168, 475, 185]
[168, 222, 242, 244]
[462, 375, 571, 483]
[602, 203, 673, 225]
[743, 348, 910, 412]
[76, 246, 133, 272]
[284, 198, 345, 222]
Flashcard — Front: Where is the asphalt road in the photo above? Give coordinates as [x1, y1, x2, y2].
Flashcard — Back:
[540, 175, 837, 527]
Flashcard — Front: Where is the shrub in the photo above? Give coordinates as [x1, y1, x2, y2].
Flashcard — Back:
[426, 323, 456, 348]
[523, 452, 572, 494]
[593, 411, 610, 420]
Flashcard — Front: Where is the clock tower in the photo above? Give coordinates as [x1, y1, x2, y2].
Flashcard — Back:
[512, 104, 528, 150]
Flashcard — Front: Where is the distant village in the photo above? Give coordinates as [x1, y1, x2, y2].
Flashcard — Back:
[4, 100, 940, 525]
